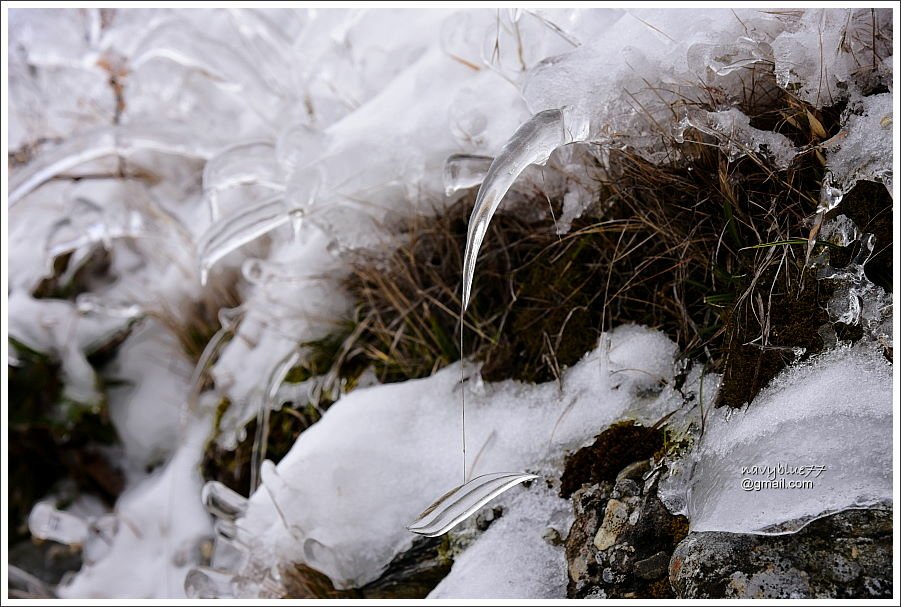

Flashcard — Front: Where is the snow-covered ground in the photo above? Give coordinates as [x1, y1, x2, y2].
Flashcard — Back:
[4, 7, 895, 599]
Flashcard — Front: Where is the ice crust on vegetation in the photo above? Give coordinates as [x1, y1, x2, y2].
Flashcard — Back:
[6, 7, 894, 599]
[225, 325, 699, 591]
[659, 343, 893, 535]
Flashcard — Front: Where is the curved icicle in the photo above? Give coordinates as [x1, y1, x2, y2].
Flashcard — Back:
[461, 109, 569, 311]
[9, 123, 222, 206]
[249, 348, 302, 492]
[407, 471, 538, 537]
[131, 19, 281, 118]
[197, 194, 291, 285]
[203, 140, 283, 221]
[186, 304, 245, 410]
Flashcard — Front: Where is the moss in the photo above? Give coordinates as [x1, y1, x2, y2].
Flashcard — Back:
[559, 422, 664, 498]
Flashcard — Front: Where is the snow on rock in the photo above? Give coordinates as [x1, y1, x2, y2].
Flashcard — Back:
[232, 325, 697, 592]
[427, 482, 572, 599]
[659, 342, 893, 535]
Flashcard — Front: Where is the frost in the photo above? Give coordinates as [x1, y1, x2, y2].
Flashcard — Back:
[677, 107, 798, 168]
[659, 344, 892, 534]
[823, 92, 893, 195]
[771, 9, 892, 108]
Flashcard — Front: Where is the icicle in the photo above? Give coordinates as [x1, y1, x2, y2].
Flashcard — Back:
[203, 141, 284, 222]
[197, 195, 291, 286]
[461, 108, 583, 311]
[75, 293, 144, 320]
[407, 472, 538, 537]
[187, 305, 245, 410]
[28, 502, 89, 545]
[249, 349, 302, 492]
[202, 481, 249, 521]
[185, 567, 237, 599]
[443, 154, 493, 196]
[131, 19, 281, 116]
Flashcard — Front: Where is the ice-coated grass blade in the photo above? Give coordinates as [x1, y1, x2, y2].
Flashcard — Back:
[203, 140, 283, 221]
[407, 471, 538, 537]
[9, 129, 116, 206]
[9, 123, 221, 206]
[197, 194, 290, 285]
[461, 109, 567, 311]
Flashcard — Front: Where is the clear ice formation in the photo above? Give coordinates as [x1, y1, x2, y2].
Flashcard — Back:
[202, 481, 250, 521]
[659, 343, 892, 534]
[462, 108, 585, 311]
[28, 502, 90, 545]
[184, 567, 238, 599]
[443, 154, 493, 196]
[203, 141, 284, 222]
[44, 196, 147, 273]
[187, 305, 245, 410]
[130, 19, 282, 120]
[813, 216, 891, 337]
[673, 107, 798, 169]
[407, 472, 539, 537]
[9, 122, 224, 206]
[249, 348, 303, 492]
[197, 194, 292, 285]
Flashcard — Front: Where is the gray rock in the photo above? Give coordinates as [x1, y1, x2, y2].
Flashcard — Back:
[565, 462, 689, 599]
[669, 509, 891, 599]
[612, 478, 641, 499]
[634, 551, 670, 580]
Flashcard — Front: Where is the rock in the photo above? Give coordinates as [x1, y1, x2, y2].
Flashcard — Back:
[669, 509, 892, 598]
[565, 482, 611, 592]
[612, 478, 641, 499]
[475, 506, 503, 531]
[634, 551, 670, 580]
[565, 460, 689, 599]
[281, 536, 453, 599]
[542, 527, 563, 546]
[593, 498, 634, 550]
